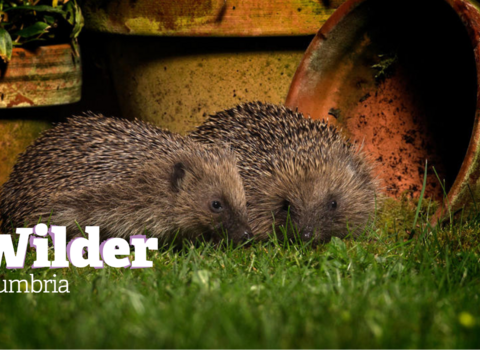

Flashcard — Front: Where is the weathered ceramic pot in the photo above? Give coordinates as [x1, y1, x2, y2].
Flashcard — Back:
[286, 0, 480, 218]
[0, 44, 82, 108]
[104, 36, 312, 134]
[82, 0, 346, 134]
[0, 43, 82, 185]
[82, 0, 345, 36]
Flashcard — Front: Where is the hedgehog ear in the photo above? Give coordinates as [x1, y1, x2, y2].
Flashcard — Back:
[171, 162, 186, 192]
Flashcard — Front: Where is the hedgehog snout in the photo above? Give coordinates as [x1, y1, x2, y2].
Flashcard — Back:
[237, 222, 253, 243]
[224, 219, 253, 245]
[242, 230, 253, 242]
[301, 225, 315, 241]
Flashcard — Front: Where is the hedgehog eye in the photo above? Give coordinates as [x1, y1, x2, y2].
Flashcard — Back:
[282, 200, 291, 212]
[330, 200, 338, 210]
[210, 200, 224, 213]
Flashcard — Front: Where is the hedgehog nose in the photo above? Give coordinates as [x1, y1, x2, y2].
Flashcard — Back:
[302, 226, 314, 241]
[242, 230, 253, 242]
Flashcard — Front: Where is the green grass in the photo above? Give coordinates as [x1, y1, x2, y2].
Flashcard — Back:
[1, 206, 480, 348]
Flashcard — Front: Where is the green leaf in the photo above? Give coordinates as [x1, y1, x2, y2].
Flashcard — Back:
[0, 28, 12, 63]
[43, 15, 56, 25]
[63, 0, 75, 25]
[4, 5, 66, 15]
[13, 37, 46, 45]
[15, 22, 50, 38]
[72, 4, 84, 39]
[63, 0, 84, 38]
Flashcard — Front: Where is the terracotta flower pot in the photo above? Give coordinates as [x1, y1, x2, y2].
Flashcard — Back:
[0, 43, 82, 186]
[81, 0, 347, 134]
[286, 0, 480, 219]
[0, 43, 82, 108]
[82, 0, 345, 36]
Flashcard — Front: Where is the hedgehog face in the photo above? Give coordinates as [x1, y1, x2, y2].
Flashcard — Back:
[172, 152, 252, 244]
[251, 156, 377, 243]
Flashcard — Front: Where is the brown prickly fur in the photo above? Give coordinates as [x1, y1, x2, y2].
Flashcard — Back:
[190, 101, 380, 242]
[0, 113, 251, 243]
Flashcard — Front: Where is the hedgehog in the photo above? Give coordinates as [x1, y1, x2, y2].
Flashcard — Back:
[0, 114, 252, 244]
[190, 101, 379, 243]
